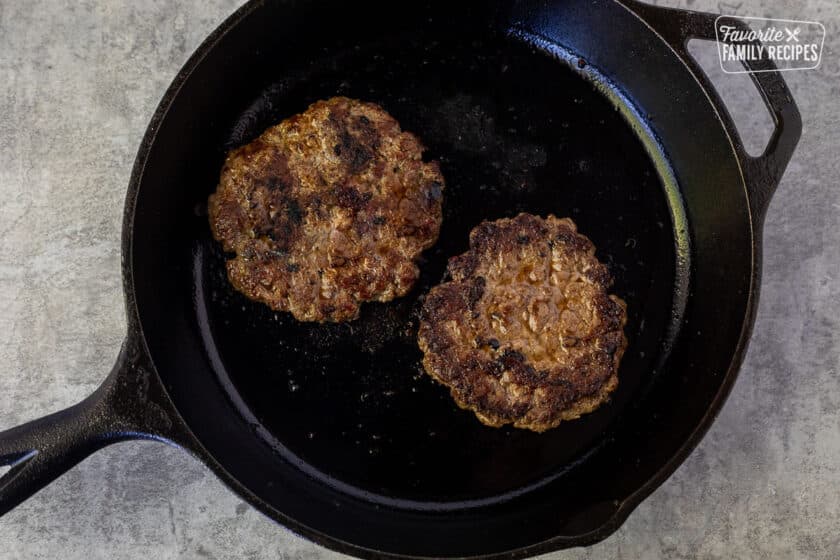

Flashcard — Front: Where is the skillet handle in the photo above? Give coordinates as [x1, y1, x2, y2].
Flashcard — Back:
[621, 0, 802, 220]
[0, 335, 188, 516]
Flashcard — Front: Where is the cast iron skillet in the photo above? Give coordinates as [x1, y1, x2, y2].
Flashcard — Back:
[0, 0, 800, 557]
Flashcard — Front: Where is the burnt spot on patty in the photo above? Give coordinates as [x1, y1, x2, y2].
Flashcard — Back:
[417, 213, 628, 432]
[328, 104, 382, 175]
[335, 184, 373, 211]
[208, 97, 445, 322]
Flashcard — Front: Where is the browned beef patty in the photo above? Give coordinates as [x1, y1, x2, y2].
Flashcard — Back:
[418, 213, 627, 432]
[208, 97, 445, 322]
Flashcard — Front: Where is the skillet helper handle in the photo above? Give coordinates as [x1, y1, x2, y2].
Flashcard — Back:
[623, 1, 802, 218]
[0, 336, 186, 516]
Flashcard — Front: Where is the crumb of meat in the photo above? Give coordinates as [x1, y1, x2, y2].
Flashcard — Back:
[418, 213, 627, 432]
[208, 97, 445, 322]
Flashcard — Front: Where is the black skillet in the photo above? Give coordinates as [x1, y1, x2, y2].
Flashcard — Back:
[0, 0, 801, 557]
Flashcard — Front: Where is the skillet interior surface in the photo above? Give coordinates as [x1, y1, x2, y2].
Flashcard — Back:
[194, 27, 683, 505]
[128, 0, 755, 555]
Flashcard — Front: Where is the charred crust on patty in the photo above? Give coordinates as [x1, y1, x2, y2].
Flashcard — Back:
[208, 96, 445, 322]
[418, 213, 628, 432]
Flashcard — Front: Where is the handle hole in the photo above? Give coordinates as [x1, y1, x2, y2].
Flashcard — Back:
[0, 450, 37, 468]
[687, 39, 775, 157]
[0, 450, 37, 484]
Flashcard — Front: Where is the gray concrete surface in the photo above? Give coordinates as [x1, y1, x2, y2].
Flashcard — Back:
[1, 0, 838, 558]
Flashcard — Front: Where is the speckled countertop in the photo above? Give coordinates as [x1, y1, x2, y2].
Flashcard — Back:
[1, 1, 838, 558]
